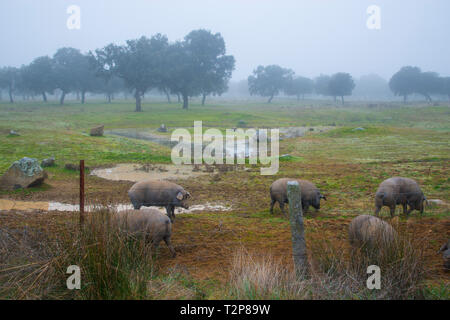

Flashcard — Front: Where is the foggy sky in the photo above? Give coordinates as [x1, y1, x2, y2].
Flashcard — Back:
[1, 0, 449, 81]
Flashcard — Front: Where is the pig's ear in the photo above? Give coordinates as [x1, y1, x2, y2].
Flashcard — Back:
[176, 192, 184, 201]
[186, 192, 191, 199]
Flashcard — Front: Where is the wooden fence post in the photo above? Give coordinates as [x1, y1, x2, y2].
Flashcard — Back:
[287, 181, 309, 276]
[80, 160, 85, 225]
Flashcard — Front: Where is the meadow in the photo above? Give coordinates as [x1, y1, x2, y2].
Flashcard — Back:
[0, 98, 448, 299]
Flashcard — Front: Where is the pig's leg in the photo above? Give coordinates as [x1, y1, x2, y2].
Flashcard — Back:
[374, 205, 382, 216]
[270, 199, 276, 214]
[303, 204, 309, 214]
[389, 205, 396, 218]
[170, 205, 176, 222]
[406, 204, 414, 216]
[402, 203, 408, 215]
[279, 202, 288, 218]
[165, 205, 175, 222]
[164, 236, 176, 258]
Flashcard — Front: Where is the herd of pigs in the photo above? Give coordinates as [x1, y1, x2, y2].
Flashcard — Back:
[116, 176, 449, 269]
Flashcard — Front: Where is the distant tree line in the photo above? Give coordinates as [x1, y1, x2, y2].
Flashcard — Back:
[389, 66, 450, 103]
[247, 64, 450, 104]
[248, 65, 355, 104]
[1, 32, 449, 107]
[0, 29, 235, 111]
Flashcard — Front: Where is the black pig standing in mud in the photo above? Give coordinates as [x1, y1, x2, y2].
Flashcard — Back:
[128, 180, 191, 222]
[374, 177, 427, 217]
[269, 178, 326, 217]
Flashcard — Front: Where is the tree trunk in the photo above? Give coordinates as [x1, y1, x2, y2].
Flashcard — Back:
[107, 94, 111, 103]
[341, 96, 344, 105]
[164, 88, 171, 104]
[287, 181, 309, 277]
[267, 94, 274, 103]
[201, 93, 206, 106]
[42, 92, 47, 102]
[182, 92, 189, 109]
[135, 91, 142, 112]
[81, 91, 86, 104]
[8, 87, 14, 103]
[60, 91, 66, 105]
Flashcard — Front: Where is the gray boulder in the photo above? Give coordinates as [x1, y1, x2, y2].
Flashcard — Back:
[90, 125, 104, 137]
[0, 157, 47, 190]
[157, 124, 167, 132]
[9, 130, 20, 136]
[41, 157, 55, 167]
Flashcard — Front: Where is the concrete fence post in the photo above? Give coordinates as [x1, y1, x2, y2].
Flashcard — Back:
[79, 160, 85, 225]
[287, 180, 309, 276]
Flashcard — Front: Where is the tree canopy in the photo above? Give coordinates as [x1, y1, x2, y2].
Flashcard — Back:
[389, 66, 422, 103]
[328, 72, 355, 104]
[164, 29, 235, 109]
[52, 47, 86, 105]
[314, 74, 331, 97]
[20, 56, 55, 102]
[248, 65, 294, 103]
[284, 76, 314, 100]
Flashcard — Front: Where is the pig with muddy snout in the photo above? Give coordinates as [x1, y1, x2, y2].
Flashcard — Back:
[269, 178, 326, 217]
[128, 180, 191, 222]
[114, 208, 176, 257]
[374, 177, 426, 217]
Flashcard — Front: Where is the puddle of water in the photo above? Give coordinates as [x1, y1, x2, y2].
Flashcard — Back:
[0, 199, 232, 214]
[90, 164, 208, 182]
[107, 126, 331, 159]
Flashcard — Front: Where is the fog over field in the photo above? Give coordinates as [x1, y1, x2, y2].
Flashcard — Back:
[1, 0, 450, 80]
[0, 0, 449, 303]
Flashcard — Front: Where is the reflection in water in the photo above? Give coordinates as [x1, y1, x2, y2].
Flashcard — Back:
[0, 199, 231, 214]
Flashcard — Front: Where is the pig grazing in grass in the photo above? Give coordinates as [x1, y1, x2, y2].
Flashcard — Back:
[115, 208, 176, 257]
[438, 240, 450, 270]
[348, 215, 397, 249]
[128, 180, 190, 222]
[269, 178, 326, 217]
[374, 177, 426, 217]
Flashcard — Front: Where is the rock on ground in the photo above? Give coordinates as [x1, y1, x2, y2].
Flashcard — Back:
[90, 125, 104, 137]
[41, 157, 55, 167]
[9, 130, 20, 136]
[157, 124, 167, 132]
[0, 157, 47, 190]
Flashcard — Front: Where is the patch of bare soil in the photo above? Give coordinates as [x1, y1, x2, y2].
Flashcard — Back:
[90, 163, 212, 182]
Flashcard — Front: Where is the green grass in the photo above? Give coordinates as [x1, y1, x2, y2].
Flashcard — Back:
[1, 100, 448, 174]
[1, 99, 449, 300]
